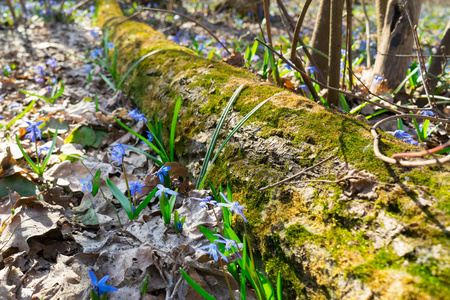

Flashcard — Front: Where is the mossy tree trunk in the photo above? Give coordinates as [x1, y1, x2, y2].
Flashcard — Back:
[98, 0, 450, 298]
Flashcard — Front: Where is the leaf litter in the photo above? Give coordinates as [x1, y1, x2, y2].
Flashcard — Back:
[0, 7, 237, 300]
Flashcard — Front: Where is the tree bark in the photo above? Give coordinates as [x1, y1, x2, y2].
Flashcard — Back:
[327, 0, 344, 106]
[371, 0, 423, 92]
[428, 20, 450, 93]
[98, 0, 450, 298]
[375, 0, 389, 48]
[307, 0, 330, 81]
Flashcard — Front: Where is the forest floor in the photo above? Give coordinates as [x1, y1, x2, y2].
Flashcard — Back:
[0, 1, 449, 299]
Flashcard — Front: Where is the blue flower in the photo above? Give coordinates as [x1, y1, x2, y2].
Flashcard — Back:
[194, 34, 206, 42]
[107, 42, 114, 50]
[89, 270, 118, 297]
[127, 109, 148, 122]
[196, 243, 228, 262]
[306, 66, 316, 74]
[299, 84, 308, 91]
[141, 131, 154, 144]
[25, 120, 44, 142]
[217, 192, 247, 223]
[91, 49, 103, 58]
[391, 130, 418, 146]
[373, 76, 384, 84]
[79, 175, 93, 193]
[90, 30, 99, 38]
[155, 184, 178, 199]
[34, 65, 46, 76]
[4, 65, 11, 73]
[154, 166, 171, 183]
[46, 58, 58, 69]
[35, 77, 45, 84]
[214, 233, 243, 257]
[38, 146, 50, 157]
[129, 181, 145, 196]
[84, 65, 92, 72]
[9, 102, 20, 108]
[176, 221, 183, 231]
[110, 143, 129, 166]
[251, 54, 260, 62]
[420, 110, 434, 117]
[190, 195, 217, 209]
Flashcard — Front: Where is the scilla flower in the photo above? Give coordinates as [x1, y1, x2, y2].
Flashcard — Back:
[217, 192, 247, 223]
[89, 270, 118, 296]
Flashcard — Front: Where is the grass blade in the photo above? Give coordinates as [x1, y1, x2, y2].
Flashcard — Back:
[100, 74, 116, 91]
[15, 135, 39, 174]
[51, 81, 65, 103]
[115, 118, 168, 162]
[106, 178, 133, 219]
[257, 270, 275, 300]
[198, 94, 272, 188]
[19, 90, 50, 103]
[6, 99, 36, 129]
[40, 127, 58, 174]
[393, 67, 419, 95]
[170, 95, 182, 162]
[180, 269, 216, 300]
[197, 84, 245, 189]
[276, 272, 282, 300]
[116, 49, 169, 91]
[133, 187, 157, 217]
[92, 169, 101, 197]
[125, 145, 163, 166]
[198, 225, 217, 243]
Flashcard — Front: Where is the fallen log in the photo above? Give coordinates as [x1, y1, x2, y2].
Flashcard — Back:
[97, 0, 450, 298]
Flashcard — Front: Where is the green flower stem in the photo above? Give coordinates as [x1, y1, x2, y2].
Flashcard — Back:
[219, 258, 236, 300]
[81, 161, 123, 228]
[121, 163, 133, 208]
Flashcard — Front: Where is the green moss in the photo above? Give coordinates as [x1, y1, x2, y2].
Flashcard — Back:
[409, 261, 450, 298]
[285, 225, 325, 247]
[351, 248, 402, 282]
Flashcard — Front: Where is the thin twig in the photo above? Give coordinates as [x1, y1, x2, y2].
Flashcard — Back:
[392, 139, 450, 158]
[291, 175, 376, 185]
[67, 0, 94, 13]
[259, 155, 334, 191]
[289, 0, 319, 102]
[250, 0, 266, 43]
[345, 0, 353, 90]
[402, 4, 442, 117]
[371, 114, 450, 166]
[103, 8, 231, 56]
[275, 0, 327, 84]
[257, 38, 405, 114]
[263, 0, 281, 87]
[349, 68, 412, 114]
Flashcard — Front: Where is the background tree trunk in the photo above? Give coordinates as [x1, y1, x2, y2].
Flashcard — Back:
[428, 20, 450, 93]
[327, 0, 344, 106]
[375, 0, 389, 48]
[371, 0, 423, 92]
[307, 0, 330, 81]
